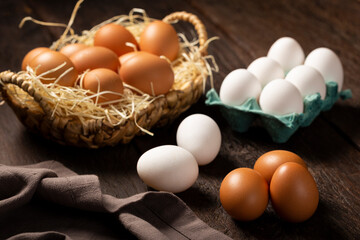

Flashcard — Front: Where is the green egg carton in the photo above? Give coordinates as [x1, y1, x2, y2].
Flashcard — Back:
[205, 82, 352, 143]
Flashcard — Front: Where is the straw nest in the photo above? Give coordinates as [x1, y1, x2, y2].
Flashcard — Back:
[0, 6, 217, 148]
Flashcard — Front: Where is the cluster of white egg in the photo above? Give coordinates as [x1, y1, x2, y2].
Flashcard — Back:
[136, 114, 222, 193]
[219, 37, 344, 115]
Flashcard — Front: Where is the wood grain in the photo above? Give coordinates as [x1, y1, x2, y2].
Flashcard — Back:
[0, 0, 359, 239]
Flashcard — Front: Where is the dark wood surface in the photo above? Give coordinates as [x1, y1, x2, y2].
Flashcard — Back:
[1, 0, 359, 239]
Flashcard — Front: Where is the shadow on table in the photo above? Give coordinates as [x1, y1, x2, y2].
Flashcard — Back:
[234, 199, 348, 239]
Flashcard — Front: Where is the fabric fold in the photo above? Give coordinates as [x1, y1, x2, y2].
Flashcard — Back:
[0, 161, 230, 240]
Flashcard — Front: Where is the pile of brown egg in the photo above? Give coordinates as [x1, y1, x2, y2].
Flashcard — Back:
[219, 150, 319, 223]
[22, 20, 180, 103]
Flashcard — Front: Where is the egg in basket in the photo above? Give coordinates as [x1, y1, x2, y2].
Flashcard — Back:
[0, 4, 217, 148]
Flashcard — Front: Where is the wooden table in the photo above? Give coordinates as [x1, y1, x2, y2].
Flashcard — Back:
[1, 0, 359, 239]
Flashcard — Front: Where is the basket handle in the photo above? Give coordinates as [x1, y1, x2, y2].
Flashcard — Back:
[163, 11, 208, 56]
[0, 71, 55, 117]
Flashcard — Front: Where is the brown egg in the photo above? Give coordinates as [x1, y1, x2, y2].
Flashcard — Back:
[254, 150, 307, 184]
[220, 168, 269, 221]
[140, 20, 179, 61]
[22, 47, 50, 71]
[270, 162, 319, 222]
[70, 46, 120, 73]
[119, 51, 138, 66]
[119, 51, 174, 96]
[59, 43, 89, 58]
[83, 68, 124, 104]
[29, 50, 78, 86]
[94, 23, 138, 56]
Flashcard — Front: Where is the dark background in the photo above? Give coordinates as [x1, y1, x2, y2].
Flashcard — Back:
[0, 0, 359, 239]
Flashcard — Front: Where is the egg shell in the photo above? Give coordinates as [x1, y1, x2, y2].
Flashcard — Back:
[119, 51, 138, 66]
[29, 50, 78, 87]
[140, 20, 179, 61]
[83, 68, 124, 104]
[270, 162, 319, 222]
[220, 168, 269, 221]
[94, 23, 138, 56]
[21, 47, 50, 71]
[285, 65, 326, 100]
[176, 114, 221, 166]
[60, 43, 89, 58]
[304, 47, 343, 92]
[70, 46, 120, 73]
[137, 145, 199, 193]
[219, 69, 262, 106]
[259, 79, 304, 115]
[119, 51, 174, 96]
[247, 57, 285, 88]
[267, 37, 305, 73]
[254, 150, 307, 184]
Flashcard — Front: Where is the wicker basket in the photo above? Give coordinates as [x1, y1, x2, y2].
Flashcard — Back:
[0, 11, 209, 148]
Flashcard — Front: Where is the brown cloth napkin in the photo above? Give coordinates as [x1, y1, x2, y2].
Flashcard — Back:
[0, 161, 230, 240]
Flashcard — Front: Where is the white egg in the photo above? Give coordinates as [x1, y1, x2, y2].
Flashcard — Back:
[304, 47, 343, 92]
[267, 37, 305, 73]
[137, 145, 198, 193]
[219, 69, 262, 106]
[247, 57, 285, 88]
[285, 65, 326, 99]
[259, 79, 304, 115]
[176, 114, 221, 166]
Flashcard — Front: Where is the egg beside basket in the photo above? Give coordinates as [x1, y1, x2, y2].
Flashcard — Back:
[205, 82, 352, 143]
[0, 10, 214, 148]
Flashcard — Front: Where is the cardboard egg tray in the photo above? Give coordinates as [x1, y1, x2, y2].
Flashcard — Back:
[205, 82, 352, 143]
